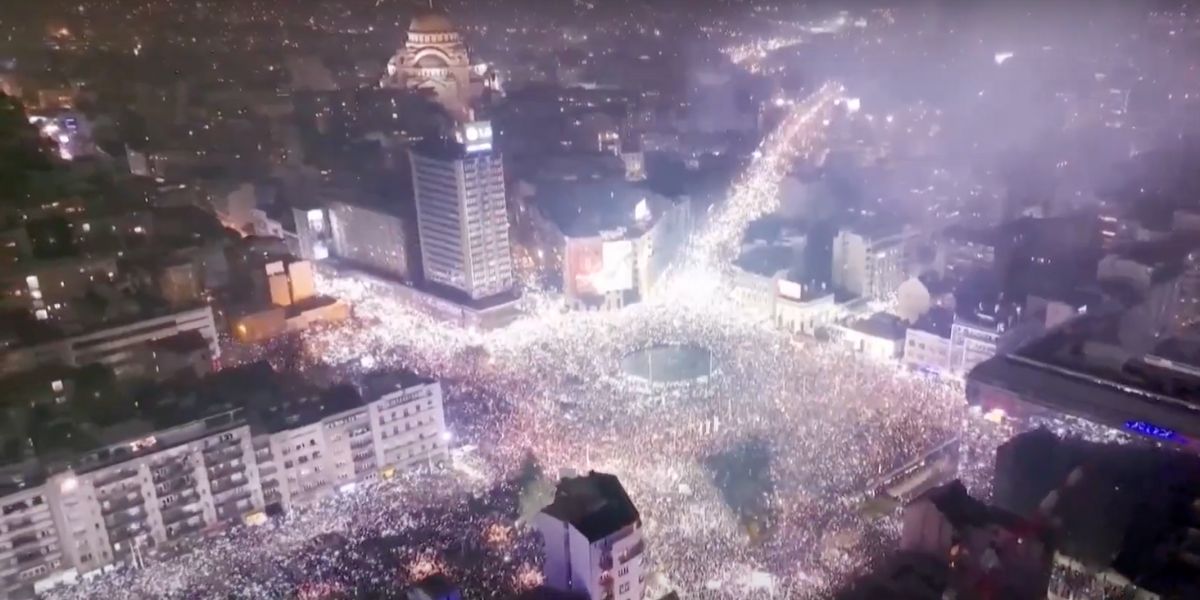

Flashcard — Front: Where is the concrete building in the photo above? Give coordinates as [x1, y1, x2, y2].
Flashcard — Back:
[0, 305, 219, 379]
[0, 407, 262, 599]
[410, 124, 514, 301]
[830, 312, 909, 361]
[253, 372, 449, 511]
[0, 367, 450, 597]
[938, 226, 998, 282]
[904, 307, 955, 374]
[327, 200, 417, 282]
[832, 224, 917, 301]
[535, 472, 645, 600]
[0, 480, 65, 599]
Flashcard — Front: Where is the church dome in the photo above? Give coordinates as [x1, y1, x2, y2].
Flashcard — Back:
[409, 11, 455, 34]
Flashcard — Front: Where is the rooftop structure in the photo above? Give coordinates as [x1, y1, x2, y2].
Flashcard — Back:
[967, 313, 1200, 442]
[995, 429, 1200, 598]
[535, 471, 645, 600]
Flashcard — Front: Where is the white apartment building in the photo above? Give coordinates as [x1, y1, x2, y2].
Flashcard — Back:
[0, 481, 63, 599]
[535, 471, 645, 600]
[0, 305, 219, 379]
[409, 124, 514, 301]
[254, 373, 449, 511]
[0, 373, 449, 598]
[0, 408, 259, 599]
[832, 226, 917, 301]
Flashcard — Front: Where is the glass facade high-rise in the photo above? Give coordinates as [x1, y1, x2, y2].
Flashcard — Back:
[409, 122, 514, 300]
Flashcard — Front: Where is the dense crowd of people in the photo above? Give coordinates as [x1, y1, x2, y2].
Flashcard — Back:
[1048, 559, 1146, 600]
[43, 84, 1107, 599]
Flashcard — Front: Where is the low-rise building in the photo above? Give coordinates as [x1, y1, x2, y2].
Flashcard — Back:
[904, 307, 954, 374]
[830, 312, 909, 361]
[535, 471, 645, 600]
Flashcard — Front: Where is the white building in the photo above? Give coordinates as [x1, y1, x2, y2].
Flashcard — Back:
[0, 408, 261, 598]
[326, 201, 415, 281]
[535, 471, 645, 600]
[829, 312, 909, 361]
[949, 315, 1005, 375]
[0, 478, 64, 599]
[832, 226, 917, 300]
[410, 124, 514, 301]
[775, 290, 838, 336]
[903, 308, 955, 374]
[0, 370, 449, 597]
[0, 305, 219, 379]
[254, 373, 449, 511]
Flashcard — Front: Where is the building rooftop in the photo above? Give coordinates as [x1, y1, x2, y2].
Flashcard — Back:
[850, 312, 909, 341]
[847, 215, 909, 242]
[911, 307, 954, 339]
[995, 430, 1200, 598]
[530, 176, 676, 239]
[542, 470, 640, 542]
[734, 243, 802, 279]
[967, 315, 1200, 439]
[248, 382, 364, 434]
[359, 369, 437, 402]
[147, 330, 210, 354]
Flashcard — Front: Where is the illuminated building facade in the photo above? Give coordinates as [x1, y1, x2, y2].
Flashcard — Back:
[409, 123, 514, 300]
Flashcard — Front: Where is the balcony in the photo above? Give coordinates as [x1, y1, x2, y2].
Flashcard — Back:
[1, 516, 43, 537]
[165, 518, 205, 541]
[103, 507, 146, 531]
[209, 473, 245, 496]
[7, 532, 44, 551]
[150, 460, 192, 484]
[203, 444, 243, 467]
[101, 492, 144, 515]
[154, 474, 196, 497]
[93, 467, 139, 489]
[212, 483, 251, 506]
[160, 505, 200, 528]
[207, 461, 243, 483]
[13, 549, 49, 567]
[107, 522, 145, 546]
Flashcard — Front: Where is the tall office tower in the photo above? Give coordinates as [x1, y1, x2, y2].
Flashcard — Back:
[409, 122, 514, 300]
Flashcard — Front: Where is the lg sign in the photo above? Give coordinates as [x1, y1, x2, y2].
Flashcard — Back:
[459, 121, 493, 153]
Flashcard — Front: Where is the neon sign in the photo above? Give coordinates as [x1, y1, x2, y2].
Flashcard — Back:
[1124, 420, 1180, 442]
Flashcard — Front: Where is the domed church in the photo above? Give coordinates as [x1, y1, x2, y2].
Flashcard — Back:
[380, 9, 492, 121]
